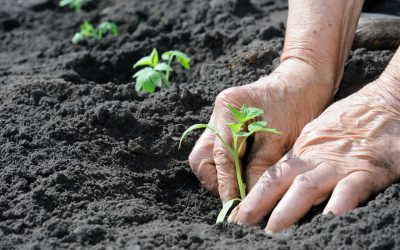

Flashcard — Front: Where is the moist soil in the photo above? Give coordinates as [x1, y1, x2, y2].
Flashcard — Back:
[0, 0, 399, 249]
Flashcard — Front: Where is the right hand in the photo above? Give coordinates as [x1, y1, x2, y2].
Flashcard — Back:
[188, 58, 336, 202]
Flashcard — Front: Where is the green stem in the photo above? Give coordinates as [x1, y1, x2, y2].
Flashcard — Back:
[166, 55, 174, 82]
[233, 135, 246, 200]
[234, 151, 246, 200]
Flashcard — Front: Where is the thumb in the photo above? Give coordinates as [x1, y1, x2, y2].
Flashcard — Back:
[211, 92, 248, 202]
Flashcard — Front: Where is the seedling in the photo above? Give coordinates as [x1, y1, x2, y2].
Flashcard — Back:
[72, 21, 119, 44]
[133, 49, 190, 93]
[179, 104, 281, 223]
[59, 0, 84, 12]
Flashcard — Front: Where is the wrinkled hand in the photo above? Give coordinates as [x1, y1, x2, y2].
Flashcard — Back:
[188, 59, 334, 201]
[229, 78, 400, 233]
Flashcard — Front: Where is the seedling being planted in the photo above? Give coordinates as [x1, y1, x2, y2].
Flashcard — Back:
[179, 104, 281, 223]
[72, 20, 119, 44]
[133, 49, 190, 93]
[59, 0, 84, 12]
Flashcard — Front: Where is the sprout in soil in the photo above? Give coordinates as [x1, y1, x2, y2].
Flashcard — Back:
[72, 20, 119, 44]
[59, 0, 85, 12]
[132, 48, 190, 93]
[179, 104, 281, 223]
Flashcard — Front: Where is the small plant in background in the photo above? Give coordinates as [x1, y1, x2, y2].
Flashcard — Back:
[72, 20, 119, 44]
[59, 0, 85, 12]
[133, 49, 190, 93]
[179, 104, 281, 223]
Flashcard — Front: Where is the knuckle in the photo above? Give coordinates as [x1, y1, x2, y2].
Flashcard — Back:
[213, 148, 230, 163]
[258, 166, 283, 188]
[215, 87, 239, 105]
[188, 151, 200, 170]
[292, 173, 319, 193]
[336, 178, 355, 190]
[238, 204, 258, 221]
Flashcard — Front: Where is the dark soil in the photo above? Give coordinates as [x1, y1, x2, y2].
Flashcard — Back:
[0, 0, 399, 249]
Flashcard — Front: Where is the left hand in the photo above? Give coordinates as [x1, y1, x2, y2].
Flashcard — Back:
[228, 78, 400, 233]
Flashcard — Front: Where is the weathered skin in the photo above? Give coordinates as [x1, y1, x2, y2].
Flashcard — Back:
[188, 0, 400, 233]
[189, 0, 363, 202]
[229, 53, 400, 232]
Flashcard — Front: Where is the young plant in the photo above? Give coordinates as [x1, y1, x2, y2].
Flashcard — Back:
[179, 104, 281, 223]
[133, 49, 190, 93]
[59, 0, 84, 12]
[72, 20, 119, 44]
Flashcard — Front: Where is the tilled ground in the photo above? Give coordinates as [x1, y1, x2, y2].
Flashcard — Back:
[0, 0, 399, 249]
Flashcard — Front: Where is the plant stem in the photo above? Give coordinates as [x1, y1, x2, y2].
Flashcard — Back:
[234, 152, 245, 200]
[166, 55, 174, 82]
[233, 135, 246, 200]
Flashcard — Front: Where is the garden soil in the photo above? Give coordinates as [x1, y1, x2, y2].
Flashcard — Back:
[1, 0, 399, 249]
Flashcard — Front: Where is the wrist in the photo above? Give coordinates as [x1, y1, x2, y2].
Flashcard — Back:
[282, 0, 364, 94]
[270, 58, 335, 115]
[366, 54, 400, 110]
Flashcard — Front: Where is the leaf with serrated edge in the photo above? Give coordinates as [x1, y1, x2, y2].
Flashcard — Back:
[248, 121, 267, 132]
[243, 106, 264, 121]
[227, 104, 243, 123]
[179, 124, 209, 149]
[236, 131, 251, 137]
[216, 198, 241, 223]
[227, 123, 242, 134]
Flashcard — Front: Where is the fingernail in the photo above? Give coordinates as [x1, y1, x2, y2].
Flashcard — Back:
[265, 229, 275, 235]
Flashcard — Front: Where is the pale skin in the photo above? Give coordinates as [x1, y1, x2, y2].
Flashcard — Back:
[188, 0, 400, 233]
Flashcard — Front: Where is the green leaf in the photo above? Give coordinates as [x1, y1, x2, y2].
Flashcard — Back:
[133, 67, 153, 78]
[227, 123, 243, 134]
[59, 0, 71, 7]
[134, 68, 161, 93]
[98, 21, 119, 37]
[236, 131, 251, 137]
[154, 63, 172, 72]
[161, 51, 173, 61]
[133, 49, 159, 68]
[241, 105, 264, 122]
[248, 121, 282, 134]
[150, 72, 163, 87]
[216, 198, 241, 223]
[179, 124, 209, 149]
[227, 104, 244, 123]
[80, 20, 96, 38]
[149, 48, 159, 67]
[248, 121, 267, 132]
[59, 0, 83, 11]
[162, 50, 191, 70]
[72, 32, 84, 44]
[133, 56, 153, 68]
[173, 51, 191, 70]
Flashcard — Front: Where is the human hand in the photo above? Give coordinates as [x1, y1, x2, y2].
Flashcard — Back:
[188, 59, 335, 201]
[229, 73, 400, 233]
